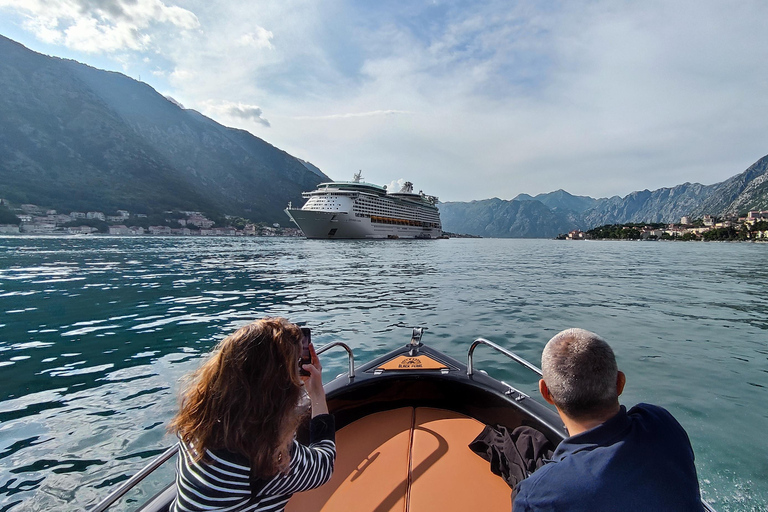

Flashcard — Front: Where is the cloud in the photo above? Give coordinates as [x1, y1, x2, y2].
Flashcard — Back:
[260, 0, 768, 200]
[203, 101, 271, 127]
[238, 27, 274, 49]
[290, 110, 411, 121]
[164, 95, 185, 109]
[386, 179, 407, 193]
[0, 0, 199, 53]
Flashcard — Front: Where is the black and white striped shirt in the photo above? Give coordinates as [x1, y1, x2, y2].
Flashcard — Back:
[171, 415, 336, 512]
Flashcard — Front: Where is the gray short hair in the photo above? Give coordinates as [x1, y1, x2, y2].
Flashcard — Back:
[541, 328, 619, 418]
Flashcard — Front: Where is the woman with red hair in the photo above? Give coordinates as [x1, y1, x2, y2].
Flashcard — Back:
[168, 317, 335, 512]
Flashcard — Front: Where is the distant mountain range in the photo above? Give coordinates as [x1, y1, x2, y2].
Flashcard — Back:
[0, 35, 327, 224]
[440, 154, 768, 238]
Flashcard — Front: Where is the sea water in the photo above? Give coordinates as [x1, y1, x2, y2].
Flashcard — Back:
[0, 236, 766, 511]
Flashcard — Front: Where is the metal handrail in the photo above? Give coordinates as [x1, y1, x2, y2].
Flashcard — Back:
[315, 341, 355, 379]
[89, 444, 179, 512]
[467, 337, 542, 377]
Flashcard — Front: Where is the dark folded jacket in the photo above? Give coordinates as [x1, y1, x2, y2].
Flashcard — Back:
[469, 424, 555, 495]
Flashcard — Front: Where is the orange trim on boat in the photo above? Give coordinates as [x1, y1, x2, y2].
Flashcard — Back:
[377, 355, 447, 371]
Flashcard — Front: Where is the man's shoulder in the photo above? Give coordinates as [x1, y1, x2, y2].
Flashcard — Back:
[514, 461, 556, 509]
[628, 402, 682, 427]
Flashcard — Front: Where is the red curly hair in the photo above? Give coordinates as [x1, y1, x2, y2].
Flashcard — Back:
[168, 317, 304, 477]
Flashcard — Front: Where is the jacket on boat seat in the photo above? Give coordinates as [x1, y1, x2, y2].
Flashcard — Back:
[469, 424, 554, 501]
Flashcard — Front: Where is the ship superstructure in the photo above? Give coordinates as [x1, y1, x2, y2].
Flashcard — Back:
[285, 172, 442, 239]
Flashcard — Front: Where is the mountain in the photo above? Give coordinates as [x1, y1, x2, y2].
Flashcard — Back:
[583, 155, 768, 226]
[693, 156, 768, 216]
[439, 198, 582, 238]
[513, 190, 601, 213]
[0, 35, 328, 223]
[440, 154, 768, 237]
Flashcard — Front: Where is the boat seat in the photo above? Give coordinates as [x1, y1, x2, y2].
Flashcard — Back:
[286, 407, 512, 512]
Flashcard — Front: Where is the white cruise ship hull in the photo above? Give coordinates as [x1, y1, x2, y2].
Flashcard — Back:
[285, 209, 441, 239]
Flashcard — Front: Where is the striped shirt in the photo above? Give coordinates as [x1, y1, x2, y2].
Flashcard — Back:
[171, 415, 336, 512]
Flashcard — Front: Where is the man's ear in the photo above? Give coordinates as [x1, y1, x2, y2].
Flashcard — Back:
[616, 371, 626, 397]
[539, 379, 555, 405]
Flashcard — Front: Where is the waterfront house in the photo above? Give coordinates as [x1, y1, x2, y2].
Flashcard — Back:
[67, 226, 98, 234]
[0, 225, 20, 234]
[148, 226, 172, 235]
[186, 215, 215, 229]
[21, 204, 42, 214]
[21, 222, 58, 234]
[566, 230, 586, 240]
[108, 225, 132, 235]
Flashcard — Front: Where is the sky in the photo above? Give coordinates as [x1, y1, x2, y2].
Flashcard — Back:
[1, 0, 768, 202]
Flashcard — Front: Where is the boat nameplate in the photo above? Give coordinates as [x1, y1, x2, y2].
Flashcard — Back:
[377, 354, 448, 371]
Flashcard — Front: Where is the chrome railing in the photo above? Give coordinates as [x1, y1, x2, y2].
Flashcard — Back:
[467, 337, 542, 377]
[315, 341, 355, 380]
[89, 444, 179, 512]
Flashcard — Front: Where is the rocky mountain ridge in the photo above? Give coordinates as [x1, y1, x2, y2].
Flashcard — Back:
[440, 154, 768, 238]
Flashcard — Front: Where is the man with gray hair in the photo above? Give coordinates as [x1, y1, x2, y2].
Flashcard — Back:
[513, 328, 702, 511]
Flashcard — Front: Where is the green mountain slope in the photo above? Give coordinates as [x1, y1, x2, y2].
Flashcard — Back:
[0, 35, 327, 222]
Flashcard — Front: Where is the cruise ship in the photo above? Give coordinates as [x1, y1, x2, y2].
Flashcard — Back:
[285, 172, 443, 239]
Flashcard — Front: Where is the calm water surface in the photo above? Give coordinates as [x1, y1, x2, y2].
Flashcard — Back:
[0, 236, 766, 511]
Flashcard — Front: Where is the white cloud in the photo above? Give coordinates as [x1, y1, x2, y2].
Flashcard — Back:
[290, 110, 411, 120]
[238, 27, 274, 49]
[0, 0, 199, 53]
[202, 100, 271, 127]
[386, 179, 406, 193]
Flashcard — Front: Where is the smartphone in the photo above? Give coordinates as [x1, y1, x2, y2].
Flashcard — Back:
[299, 327, 312, 376]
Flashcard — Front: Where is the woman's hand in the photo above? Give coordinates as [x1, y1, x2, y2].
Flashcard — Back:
[301, 343, 329, 417]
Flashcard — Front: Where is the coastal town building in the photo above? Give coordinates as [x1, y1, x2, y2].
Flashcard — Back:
[0, 225, 20, 234]
[67, 226, 98, 234]
[21, 204, 42, 214]
[108, 225, 132, 235]
[566, 230, 586, 240]
[86, 211, 106, 221]
[22, 222, 57, 233]
[186, 215, 215, 228]
[148, 226, 172, 235]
